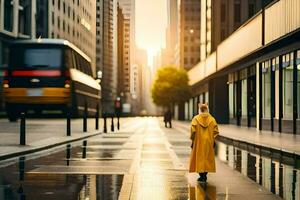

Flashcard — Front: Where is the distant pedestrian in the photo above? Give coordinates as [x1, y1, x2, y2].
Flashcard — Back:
[164, 109, 172, 128]
[189, 104, 219, 183]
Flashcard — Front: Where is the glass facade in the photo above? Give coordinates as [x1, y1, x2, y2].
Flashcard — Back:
[229, 83, 235, 118]
[241, 79, 247, 118]
[282, 53, 294, 119]
[4, 0, 14, 32]
[205, 92, 209, 104]
[297, 50, 300, 119]
[19, 0, 32, 35]
[262, 61, 271, 119]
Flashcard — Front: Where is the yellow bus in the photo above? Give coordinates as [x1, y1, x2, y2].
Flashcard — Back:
[3, 39, 101, 121]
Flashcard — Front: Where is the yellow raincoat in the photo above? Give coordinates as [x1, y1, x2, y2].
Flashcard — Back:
[189, 113, 219, 173]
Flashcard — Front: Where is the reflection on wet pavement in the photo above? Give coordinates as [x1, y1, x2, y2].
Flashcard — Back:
[189, 184, 217, 200]
[0, 129, 134, 200]
[216, 139, 300, 200]
[0, 118, 289, 199]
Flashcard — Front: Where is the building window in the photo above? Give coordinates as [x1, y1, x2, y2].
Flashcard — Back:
[63, 2, 66, 13]
[4, 0, 14, 32]
[57, 17, 60, 29]
[221, 3, 226, 23]
[248, 3, 255, 18]
[190, 57, 194, 64]
[229, 83, 235, 118]
[262, 61, 271, 118]
[297, 50, 300, 119]
[19, 0, 31, 35]
[52, 12, 55, 25]
[184, 58, 188, 64]
[241, 79, 247, 118]
[68, 6, 71, 18]
[234, 3, 241, 23]
[205, 92, 209, 104]
[282, 53, 294, 119]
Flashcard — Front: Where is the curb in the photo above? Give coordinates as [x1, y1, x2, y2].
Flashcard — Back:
[0, 132, 102, 161]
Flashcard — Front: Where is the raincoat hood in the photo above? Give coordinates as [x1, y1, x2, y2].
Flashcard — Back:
[195, 113, 214, 128]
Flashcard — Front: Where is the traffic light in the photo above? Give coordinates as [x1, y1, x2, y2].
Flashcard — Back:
[114, 98, 122, 117]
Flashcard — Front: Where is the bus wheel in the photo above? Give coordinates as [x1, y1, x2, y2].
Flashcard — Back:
[7, 111, 18, 122]
[6, 104, 19, 122]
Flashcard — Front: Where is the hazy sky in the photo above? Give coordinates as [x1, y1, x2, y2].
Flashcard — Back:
[135, 0, 167, 59]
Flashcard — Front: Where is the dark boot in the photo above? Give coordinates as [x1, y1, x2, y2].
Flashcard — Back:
[198, 172, 208, 182]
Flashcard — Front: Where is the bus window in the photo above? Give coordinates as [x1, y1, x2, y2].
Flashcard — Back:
[64, 49, 74, 69]
[11, 46, 62, 69]
[74, 52, 82, 72]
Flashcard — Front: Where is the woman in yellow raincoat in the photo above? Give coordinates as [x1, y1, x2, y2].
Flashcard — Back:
[189, 104, 219, 182]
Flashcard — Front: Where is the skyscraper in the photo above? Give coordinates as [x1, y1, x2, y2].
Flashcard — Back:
[96, 0, 118, 115]
[176, 0, 201, 70]
[200, 0, 273, 61]
[0, 0, 36, 68]
[117, 0, 137, 115]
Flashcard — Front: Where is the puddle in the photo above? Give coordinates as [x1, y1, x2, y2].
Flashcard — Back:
[0, 138, 127, 200]
[216, 140, 300, 200]
[0, 174, 123, 200]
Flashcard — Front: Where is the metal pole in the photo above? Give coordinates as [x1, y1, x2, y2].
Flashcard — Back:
[117, 116, 120, 130]
[67, 112, 71, 136]
[20, 112, 26, 145]
[83, 103, 87, 132]
[103, 116, 107, 133]
[111, 117, 114, 132]
[95, 105, 99, 130]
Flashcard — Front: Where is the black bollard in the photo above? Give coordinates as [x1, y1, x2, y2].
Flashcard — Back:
[66, 144, 71, 166]
[111, 117, 114, 132]
[20, 113, 26, 145]
[103, 116, 107, 133]
[82, 140, 87, 159]
[83, 103, 87, 132]
[67, 112, 71, 136]
[117, 117, 120, 130]
[95, 105, 99, 130]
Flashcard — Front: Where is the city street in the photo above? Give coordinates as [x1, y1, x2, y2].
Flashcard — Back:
[0, 117, 282, 199]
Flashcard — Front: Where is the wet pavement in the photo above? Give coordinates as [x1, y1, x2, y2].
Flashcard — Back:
[0, 117, 286, 199]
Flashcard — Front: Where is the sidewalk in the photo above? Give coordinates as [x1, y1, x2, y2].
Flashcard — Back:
[0, 117, 136, 160]
[173, 120, 300, 155]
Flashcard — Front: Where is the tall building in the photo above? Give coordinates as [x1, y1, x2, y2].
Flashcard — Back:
[36, 0, 96, 72]
[117, 7, 125, 97]
[97, 0, 118, 115]
[0, 0, 36, 68]
[177, 0, 201, 70]
[117, 0, 137, 115]
[200, 0, 273, 60]
[161, 0, 178, 66]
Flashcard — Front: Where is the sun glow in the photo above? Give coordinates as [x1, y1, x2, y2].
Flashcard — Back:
[135, 0, 167, 67]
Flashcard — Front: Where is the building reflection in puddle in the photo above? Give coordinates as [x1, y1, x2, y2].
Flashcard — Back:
[189, 184, 216, 200]
[216, 140, 300, 200]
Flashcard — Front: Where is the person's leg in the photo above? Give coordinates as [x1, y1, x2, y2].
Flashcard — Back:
[165, 121, 167, 128]
[198, 172, 208, 182]
[169, 121, 172, 128]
